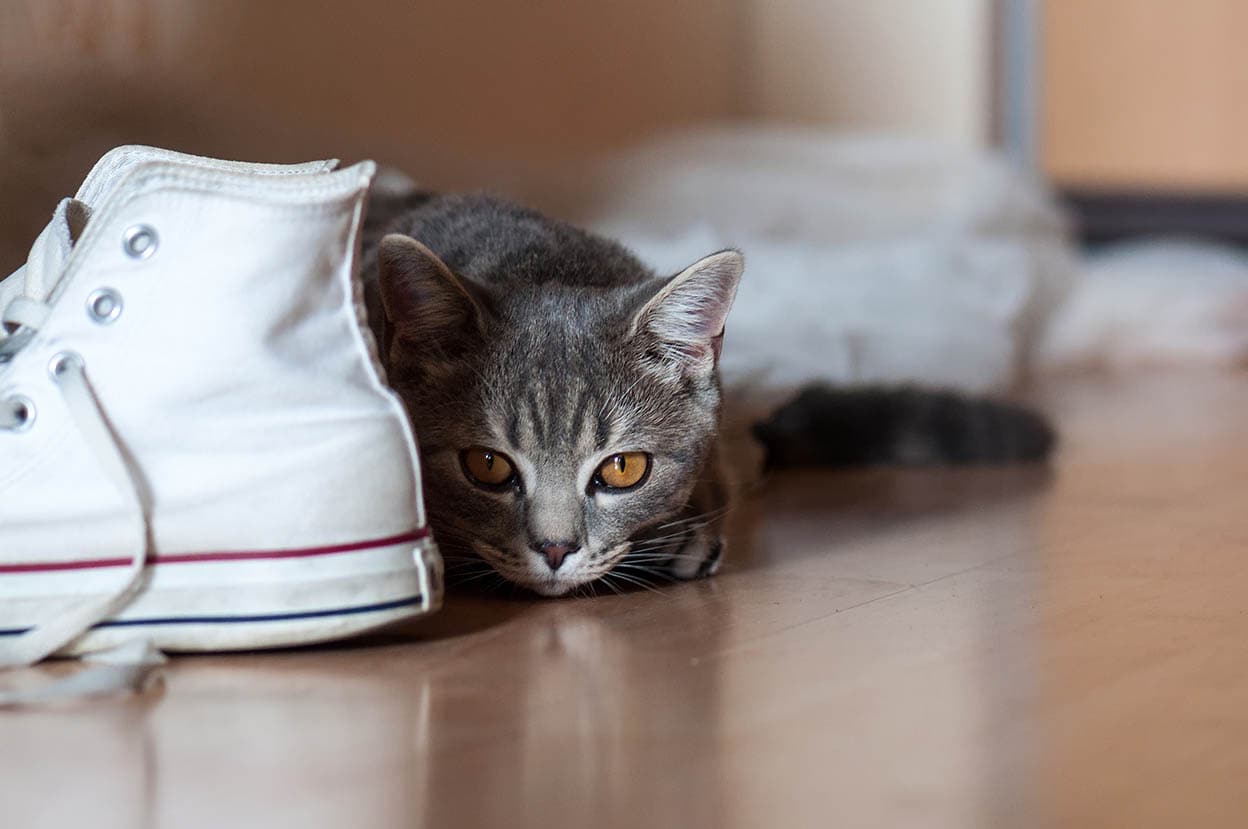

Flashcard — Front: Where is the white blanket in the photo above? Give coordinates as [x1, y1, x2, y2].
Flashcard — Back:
[530, 127, 1078, 397]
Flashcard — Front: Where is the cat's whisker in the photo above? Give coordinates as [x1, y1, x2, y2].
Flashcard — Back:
[440, 553, 490, 565]
[443, 556, 492, 568]
[440, 556, 492, 569]
[636, 525, 700, 540]
[451, 567, 507, 586]
[618, 552, 687, 563]
[440, 555, 489, 566]
[596, 575, 625, 596]
[631, 524, 703, 541]
[610, 565, 673, 580]
[656, 503, 738, 530]
[622, 545, 710, 560]
[618, 550, 683, 561]
[627, 535, 696, 551]
[634, 530, 704, 548]
[617, 556, 704, 569]
[617, 555, 701, 568]
[609, 569, 658, 581]
[604, 570, 669, 597]
[445, 570, 496, 582]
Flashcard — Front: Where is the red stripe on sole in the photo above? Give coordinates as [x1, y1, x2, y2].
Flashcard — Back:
[0, 527, 430, 574]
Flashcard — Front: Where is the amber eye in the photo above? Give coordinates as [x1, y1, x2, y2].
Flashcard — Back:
[461, 447, 516, 487]
[595, 452, 650, 490]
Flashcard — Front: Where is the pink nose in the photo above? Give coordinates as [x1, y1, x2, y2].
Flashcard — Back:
[535, 541, 580, 571]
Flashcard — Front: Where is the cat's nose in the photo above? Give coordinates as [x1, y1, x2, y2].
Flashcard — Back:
[533, 541, 580, 571]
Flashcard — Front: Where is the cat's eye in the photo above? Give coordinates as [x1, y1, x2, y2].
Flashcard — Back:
[593, 452, 650, 491]
[461, 447, 516, 488]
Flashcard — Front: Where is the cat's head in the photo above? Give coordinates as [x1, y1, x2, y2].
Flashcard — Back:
[377, 231, 742, 596]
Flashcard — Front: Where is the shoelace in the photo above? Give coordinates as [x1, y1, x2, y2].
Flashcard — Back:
[0, 294, 166, 704]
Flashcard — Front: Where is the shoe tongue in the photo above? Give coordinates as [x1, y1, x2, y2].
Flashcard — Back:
[3, 198, 91, 306]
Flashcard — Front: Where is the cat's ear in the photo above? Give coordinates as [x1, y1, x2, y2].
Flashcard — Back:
[631, 250, 743, 377]
[377, 234, 486, 339]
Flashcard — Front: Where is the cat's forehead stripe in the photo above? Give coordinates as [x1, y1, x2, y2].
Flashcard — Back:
[506, 408, 522, 449]
[594, 410, 611, 452]
[567, 385, 588, 448]
[525, 387, 547, 446]
[499, 379, 626, 456]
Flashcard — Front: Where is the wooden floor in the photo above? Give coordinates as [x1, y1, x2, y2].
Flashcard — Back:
[4, 372, 1247, 828]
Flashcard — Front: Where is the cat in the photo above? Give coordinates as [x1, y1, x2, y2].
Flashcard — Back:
[361, 190, 738, 596]
[360, 186, 1053, 597]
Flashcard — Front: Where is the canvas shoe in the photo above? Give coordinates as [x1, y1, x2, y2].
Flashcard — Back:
[0, 147, 442, 679]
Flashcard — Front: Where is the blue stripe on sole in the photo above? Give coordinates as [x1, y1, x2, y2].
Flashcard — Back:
[0, 594, 426, 637]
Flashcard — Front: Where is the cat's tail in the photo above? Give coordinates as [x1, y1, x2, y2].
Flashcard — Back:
[751, 385, 1055, 470]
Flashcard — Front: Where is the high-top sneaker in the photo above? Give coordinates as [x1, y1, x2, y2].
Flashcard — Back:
[0, 148, 442, 672]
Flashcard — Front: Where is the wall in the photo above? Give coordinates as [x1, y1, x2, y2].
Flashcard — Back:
[1043, 0, 1248, 192]
[0, 0, 991, 267]
[746, 0, 991, 148]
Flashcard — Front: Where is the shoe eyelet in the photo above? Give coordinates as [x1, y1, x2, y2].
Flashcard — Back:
[123, 225, 158, 260]
[3, 395, 35, 432]
[49, 351, 84, 379]
[86, 288, 124, 324]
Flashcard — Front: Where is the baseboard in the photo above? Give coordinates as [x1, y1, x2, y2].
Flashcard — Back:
[1061, 190, 1248, 243]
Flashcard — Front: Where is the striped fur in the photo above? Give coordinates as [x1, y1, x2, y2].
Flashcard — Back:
[363, 192, 740, 596]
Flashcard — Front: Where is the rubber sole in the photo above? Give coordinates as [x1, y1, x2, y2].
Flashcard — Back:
[0, 534, 442, 655]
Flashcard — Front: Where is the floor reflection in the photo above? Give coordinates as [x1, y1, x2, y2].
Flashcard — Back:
[0, 581, 736, 829]
[418, 587, 732, 828]
[1, 696, 160, 829]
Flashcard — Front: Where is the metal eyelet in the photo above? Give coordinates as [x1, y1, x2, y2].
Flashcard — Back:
[48, 351, 84, 379]
[86, 288, 123, 324]
[123, 225, 158, 260]
[3, 395, 35, 432]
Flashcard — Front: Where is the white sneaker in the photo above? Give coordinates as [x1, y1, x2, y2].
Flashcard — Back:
[0, 147, 442, 673]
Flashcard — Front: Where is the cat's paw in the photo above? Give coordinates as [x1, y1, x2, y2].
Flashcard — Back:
[670, 533, 724, 580]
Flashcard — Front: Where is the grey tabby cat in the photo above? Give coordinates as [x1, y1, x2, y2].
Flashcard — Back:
[362, 191, 739, 596]
[361, 187, 1054, 597]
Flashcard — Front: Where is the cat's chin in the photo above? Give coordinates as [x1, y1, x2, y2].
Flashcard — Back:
[528, 579, 577, 597]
